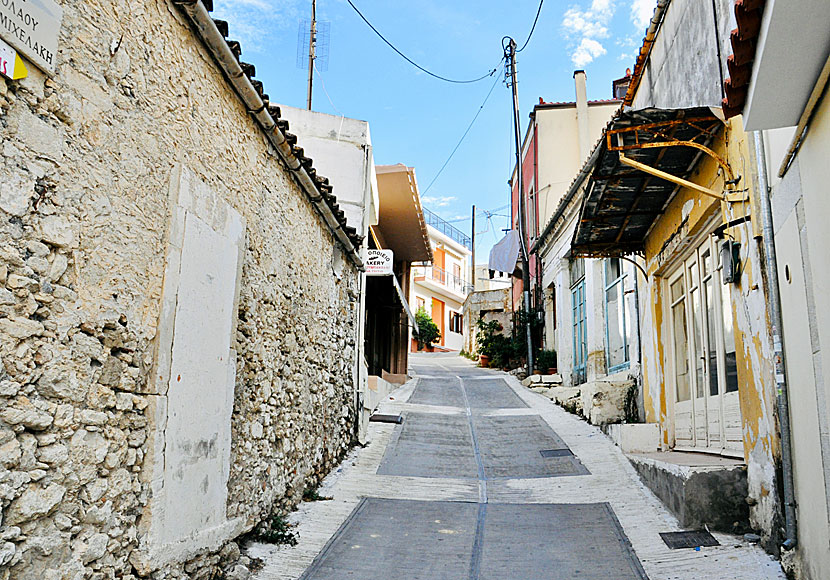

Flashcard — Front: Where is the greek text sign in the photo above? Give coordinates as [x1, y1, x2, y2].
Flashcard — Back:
[366, 249, 393, 276]
[0, 37, 26, 79]
[0, 0, 62, 74]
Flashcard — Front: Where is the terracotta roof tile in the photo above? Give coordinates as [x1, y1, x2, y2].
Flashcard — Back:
[722, 0, 766, 119]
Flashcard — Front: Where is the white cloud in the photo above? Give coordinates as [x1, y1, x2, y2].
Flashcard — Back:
[421, 195, 457, 208]
[562, 0, 615, 67]
[630, 0, 655, 30]
[212, 0, 302, 53]
[572, 38, 608, 67]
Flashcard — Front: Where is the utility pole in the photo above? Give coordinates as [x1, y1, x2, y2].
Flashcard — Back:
[306, 0, 317, 110]
[504, 37, 534, 374]
[471, 204, 476, 292]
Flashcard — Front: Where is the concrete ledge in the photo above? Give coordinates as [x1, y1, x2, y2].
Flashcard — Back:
[359, 376, 402, 443]
[521, 374, 563, 387]
[627, 452, 750, 532]
[604, 423, 661, 453]
[381, 370, 409, 386]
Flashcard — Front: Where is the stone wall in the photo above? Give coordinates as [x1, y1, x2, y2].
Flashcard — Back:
[0, 0, 361, 577]
[461, 288, 511, 356]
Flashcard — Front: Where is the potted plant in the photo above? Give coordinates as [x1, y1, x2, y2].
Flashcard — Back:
[537, 349, 558, 375]
[413, 307, 440, 351]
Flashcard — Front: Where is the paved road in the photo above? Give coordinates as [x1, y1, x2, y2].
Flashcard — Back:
[249, 353, 785, 580]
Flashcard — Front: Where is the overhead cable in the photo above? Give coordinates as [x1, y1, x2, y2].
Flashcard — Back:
[517, 0, 545, 52]
[345, 0, 500, 84]
[423, 64, 504, 195]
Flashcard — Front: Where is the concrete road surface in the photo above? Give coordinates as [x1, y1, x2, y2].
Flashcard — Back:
[248, 353, 785, 580]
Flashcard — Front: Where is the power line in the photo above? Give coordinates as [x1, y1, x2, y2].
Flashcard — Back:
[517, 0, 545, 53]
[345, 0, 500, 84]
[422, 64, 504, 195]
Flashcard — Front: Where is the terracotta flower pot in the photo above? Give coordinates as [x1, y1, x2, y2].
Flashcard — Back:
[479, 354, 491, 368]
[548, 368, 558, 375]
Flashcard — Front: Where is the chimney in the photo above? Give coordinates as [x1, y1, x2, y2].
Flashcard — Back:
[574, 70, 590, 162]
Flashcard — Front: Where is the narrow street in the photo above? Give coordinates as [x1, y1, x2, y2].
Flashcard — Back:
[247, 353, 784, 580]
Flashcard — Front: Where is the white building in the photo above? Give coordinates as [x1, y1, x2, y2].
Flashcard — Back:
[410, 208, 473, 351]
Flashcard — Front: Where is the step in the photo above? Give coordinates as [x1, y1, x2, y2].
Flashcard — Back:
[627, 451, 749, 533]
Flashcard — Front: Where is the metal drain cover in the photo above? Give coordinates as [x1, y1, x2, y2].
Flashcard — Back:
[659, 530, 720, 549]
[539, 448, 574, 458]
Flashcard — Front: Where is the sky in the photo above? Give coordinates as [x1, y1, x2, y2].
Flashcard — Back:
[213, 0, 656, 259]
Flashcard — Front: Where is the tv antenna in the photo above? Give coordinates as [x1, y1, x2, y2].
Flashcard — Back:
[297, 0, 330, 110]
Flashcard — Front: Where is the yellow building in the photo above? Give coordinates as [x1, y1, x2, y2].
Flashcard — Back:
[571, 104, 780, 539]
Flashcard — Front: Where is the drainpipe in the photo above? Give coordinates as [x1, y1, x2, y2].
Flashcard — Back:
[173, 0, 363, 269]
[632, 259, 644, 423]
[753, 131, 797, 551]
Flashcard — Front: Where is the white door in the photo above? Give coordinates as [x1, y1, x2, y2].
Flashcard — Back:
[668, 237, 743, 456]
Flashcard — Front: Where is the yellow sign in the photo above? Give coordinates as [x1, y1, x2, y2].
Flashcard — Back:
[0, 37, 26, 80]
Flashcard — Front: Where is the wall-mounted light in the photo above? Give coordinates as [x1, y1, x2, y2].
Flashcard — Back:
[721, 240, 741, 284]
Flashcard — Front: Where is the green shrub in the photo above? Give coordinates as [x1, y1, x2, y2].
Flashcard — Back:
[476, 318, 514, 368]
[253, 514, 298, 545]
[537, 349, 557, 371]
[413, 307, 440, 349]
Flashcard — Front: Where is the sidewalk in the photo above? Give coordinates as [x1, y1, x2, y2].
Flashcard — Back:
[247, 354, 784, 579]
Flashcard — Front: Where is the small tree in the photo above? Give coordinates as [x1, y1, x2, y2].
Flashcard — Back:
[414, 307, 440, 350]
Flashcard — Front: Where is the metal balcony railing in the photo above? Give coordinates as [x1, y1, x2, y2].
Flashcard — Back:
[422, 207, 472, 250]
[413, 264, 474, 296]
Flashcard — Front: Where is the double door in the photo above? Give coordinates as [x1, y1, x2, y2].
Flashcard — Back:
[668, 238, 742, 456]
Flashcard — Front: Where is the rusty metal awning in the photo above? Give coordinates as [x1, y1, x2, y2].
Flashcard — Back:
[571, 107, 726, 258]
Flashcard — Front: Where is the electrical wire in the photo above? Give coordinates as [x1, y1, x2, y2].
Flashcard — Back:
[517, 0, 545, 52]
[345, 0, 500, 84]
[314, 61, 344, 117]
[422, 64, 504, 195]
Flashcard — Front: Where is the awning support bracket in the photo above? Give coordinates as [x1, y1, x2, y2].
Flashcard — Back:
[607, 126, 738, 185]
[618, 153, 723, 200]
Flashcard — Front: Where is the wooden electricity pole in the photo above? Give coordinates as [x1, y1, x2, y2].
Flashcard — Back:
[504, 37, 534, 374]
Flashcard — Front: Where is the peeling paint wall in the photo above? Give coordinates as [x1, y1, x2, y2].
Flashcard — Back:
[638, 119, 780, 546]
[0, 0, 361, 577]
[631, 0, 736, 111]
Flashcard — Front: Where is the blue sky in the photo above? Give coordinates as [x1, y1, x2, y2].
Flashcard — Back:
[213, 0, 656, 258]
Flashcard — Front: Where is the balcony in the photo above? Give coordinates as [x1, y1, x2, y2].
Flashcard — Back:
[423, 208, 472, 250]
[413, 264, 474, 299]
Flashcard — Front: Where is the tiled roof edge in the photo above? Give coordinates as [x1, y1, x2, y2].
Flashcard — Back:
[722, 0, 766, 119]
[173, 0, 365, 260]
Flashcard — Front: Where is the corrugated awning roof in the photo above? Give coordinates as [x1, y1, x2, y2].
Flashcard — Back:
[571, 107, 725, 258]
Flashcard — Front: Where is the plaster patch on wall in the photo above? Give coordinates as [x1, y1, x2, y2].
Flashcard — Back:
[142, 166, 246, 566]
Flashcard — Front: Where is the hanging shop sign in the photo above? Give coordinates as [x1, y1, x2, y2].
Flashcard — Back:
[366, 249, 393, 276]
[0, 37, 26, 79]
[0, 0, 63, 74]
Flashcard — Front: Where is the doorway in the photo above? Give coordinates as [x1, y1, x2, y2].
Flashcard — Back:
[432, 297, 445, 347]
[667, 236, 742, 456]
